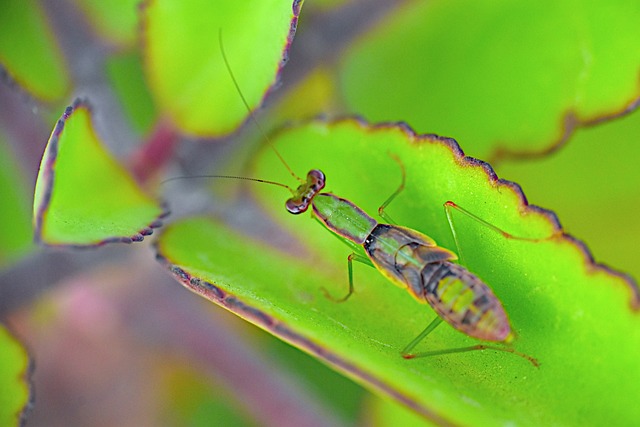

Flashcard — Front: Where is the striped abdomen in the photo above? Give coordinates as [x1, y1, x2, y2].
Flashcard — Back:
[364, 224, 512, 342]
[420, 262, 511, 342]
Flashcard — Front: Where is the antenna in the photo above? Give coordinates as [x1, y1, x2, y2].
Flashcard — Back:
[161, 174, 292, 192]
[218, 28, 304, 184]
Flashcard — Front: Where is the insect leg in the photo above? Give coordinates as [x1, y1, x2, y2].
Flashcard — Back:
[443, 202, 467, 265]
[401, 316, 444, 355]
[377, 154, 406, 225]
[321, 253, 373, 302]
[402, 316, 539, 367]
[443, 201, 556, 265]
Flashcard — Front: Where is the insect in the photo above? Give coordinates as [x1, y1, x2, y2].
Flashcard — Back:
[279, 161, 538, 367]
[171, 32, 539, 367]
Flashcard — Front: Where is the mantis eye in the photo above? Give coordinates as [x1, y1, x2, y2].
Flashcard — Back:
[285, 170, 325, 214]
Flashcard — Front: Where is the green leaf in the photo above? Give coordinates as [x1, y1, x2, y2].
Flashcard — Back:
[497, 108, 640, 282]
[264, 334, 366, 423]
[106, 52, 158, 135]
[0, 0, 70, 101]
[367, 394, 438, 427]
[33, 99, 166, 247]
[156, 119, 640, 425]
[338, 1, 640, 159]
[73, 0, 140, 48]
[0, 324, 31, 426]
[161, 364, 257, 427]
[0, 136, 33, 267]
[142, 0, 302, 136]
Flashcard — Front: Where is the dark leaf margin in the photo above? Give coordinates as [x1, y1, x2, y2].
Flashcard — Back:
[33, 98, 168, 248]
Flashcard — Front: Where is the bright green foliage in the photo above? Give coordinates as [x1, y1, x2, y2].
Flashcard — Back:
[0, 136, 33, 267]
[106, 52, 158, 135]
[0, 325, 30, 426]
[0, 0, 70, 101]
[367, 394, 438, 427]
[157, 120, 640, 426]
[339, 0, 640, 159]
[142, 0, 301, 136]
[33, 101, 164, 246]
[73, 0, 140, 48]
[498, 108, 640, 282]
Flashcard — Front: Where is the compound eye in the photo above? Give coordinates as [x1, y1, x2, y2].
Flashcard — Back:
[285, 198, 309, 214]
[308, 170, 326, 190]
[285, 169, 325, 214]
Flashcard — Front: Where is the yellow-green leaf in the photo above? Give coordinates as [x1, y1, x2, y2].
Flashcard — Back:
[0, 325, 31, 426]
[73, 0, 140, 48]
[497, 108, 640, 282]
[0, 135, 33, 266]
[0, 0, 70, 101]
[339, 1, 640, 159]
[143, 0, 302, 136]
[157, 119, 640, 425]
[33, 99, 165, 247]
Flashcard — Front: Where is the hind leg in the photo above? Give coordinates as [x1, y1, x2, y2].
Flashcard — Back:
[401, 316, 539, 367]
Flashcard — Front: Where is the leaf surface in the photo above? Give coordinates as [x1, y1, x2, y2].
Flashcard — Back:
[106, 52, 158, 135]
[157, 119, 640, 425]
[73, 0, 140, 48]
[142, 0, 302, 136]
[497, 108, 640, 281]
[338, 1, 640, 159]
[0, 136, 33, 266]
[0, 325, 31, 427]
[33, 100, 165, 247]
[0, 0, 69, 101]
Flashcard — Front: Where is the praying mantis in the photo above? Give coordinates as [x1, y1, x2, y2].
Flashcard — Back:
[169, 32, 540, 367]
[267, 158, 538, 367]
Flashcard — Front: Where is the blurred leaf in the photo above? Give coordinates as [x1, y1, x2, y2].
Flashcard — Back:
[273, 67, 341, 122]
[156, 119, 640, 426]
[264, 335, 366, 423]
[0, 0, 70, 101]
[338, 0, 640, 159]
[33, 99, 165, 247]
[211, 65, 342, 181]
[106, 52, 158, 135]
[142, 0, 302, 136]
[73, 0, 140, 48]
[0, 325, 31, 427]
[0, 136, 33, 267]
[161, 363, 257, 427]
[366, 394, 437, 427]
[497, 108, 640, 282]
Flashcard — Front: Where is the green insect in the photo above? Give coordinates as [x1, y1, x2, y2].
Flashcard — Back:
[276, 160, 538, 367]
[173, 32, 539, 366]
